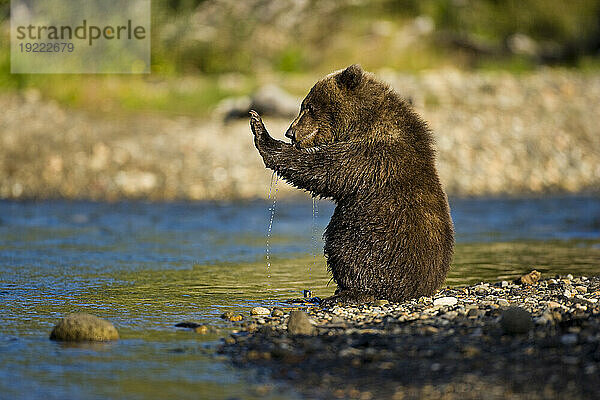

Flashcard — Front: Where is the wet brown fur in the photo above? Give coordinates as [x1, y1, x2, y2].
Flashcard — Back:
[250, 65, 454, 304]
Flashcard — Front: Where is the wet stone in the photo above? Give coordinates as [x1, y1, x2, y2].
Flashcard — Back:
[195, 325, 209, 334]
[175, 321, 202, 329]
[50, 313, 119, 342]
[221, 312, 243, 322]
[434, 297, 458, 307]
[271, 308, 284, 317]
[251, 307, 271, 316]
[520, 270, 542, 285]
[497, 299, 510, 307]
[221, 311, 235, 320]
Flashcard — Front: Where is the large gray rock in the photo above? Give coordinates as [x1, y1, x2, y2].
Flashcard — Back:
[287, 310, 316, 335]
[50, 313, 119, 342]
[217, 84, 300, 121]
[251, 84, 300, 118]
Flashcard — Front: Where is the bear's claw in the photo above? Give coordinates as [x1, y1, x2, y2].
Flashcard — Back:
[249, 109, 267, 138]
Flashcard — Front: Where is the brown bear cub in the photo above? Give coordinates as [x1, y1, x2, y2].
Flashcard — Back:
[250, 64, 454, 305]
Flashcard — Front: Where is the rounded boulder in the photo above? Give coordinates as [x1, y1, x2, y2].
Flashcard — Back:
[50, 313, 119, 342]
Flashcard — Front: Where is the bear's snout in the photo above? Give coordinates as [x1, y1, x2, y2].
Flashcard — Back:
[285, 128, 296, 142]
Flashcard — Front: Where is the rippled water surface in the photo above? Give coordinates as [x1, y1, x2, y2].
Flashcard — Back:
[1, 196, 599, 399]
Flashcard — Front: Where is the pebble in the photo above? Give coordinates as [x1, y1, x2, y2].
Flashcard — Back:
[221, 312, 243, 322]
[251, 307, 271, 316]
[561, 334, 578, 346]
[433, 297, 458, 307]
[221, 311, 235, 320]
[195, 325, 209, 334]
[519, 270, 541, 285]
[575, 286, 587, 293]
[287, 310, 316, 335]
[271, 308, 284, 317]
[50, 313, 119, 342]
[497, 299, 510, 307]
[219, 274, 600, 399]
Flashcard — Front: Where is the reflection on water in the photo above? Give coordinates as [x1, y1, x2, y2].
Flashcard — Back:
[0, 195, 599, 399]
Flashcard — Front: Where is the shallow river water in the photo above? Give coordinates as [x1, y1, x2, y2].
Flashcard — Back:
[1, 195, 599, 399]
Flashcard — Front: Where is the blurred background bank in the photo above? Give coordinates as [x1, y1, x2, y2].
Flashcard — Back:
[0, 0, 599, 200]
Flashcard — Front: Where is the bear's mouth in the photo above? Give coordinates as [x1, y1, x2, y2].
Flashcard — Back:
[294, 128, 319, 150]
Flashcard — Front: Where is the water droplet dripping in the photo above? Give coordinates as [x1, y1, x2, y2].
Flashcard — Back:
[265, 171, 279, 289]
[309, 196, 319, 287]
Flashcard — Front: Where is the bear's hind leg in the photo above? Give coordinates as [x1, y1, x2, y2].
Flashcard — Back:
[320, 288, 375, 307]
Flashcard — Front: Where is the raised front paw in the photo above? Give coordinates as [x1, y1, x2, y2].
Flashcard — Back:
[249, 110, 267, 138]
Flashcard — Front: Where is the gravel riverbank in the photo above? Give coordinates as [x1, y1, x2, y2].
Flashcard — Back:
[1, 69, 599, 200]
[218, 273, 600, 399]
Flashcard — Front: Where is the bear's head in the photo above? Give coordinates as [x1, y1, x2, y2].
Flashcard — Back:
[285, 64, 390, 149]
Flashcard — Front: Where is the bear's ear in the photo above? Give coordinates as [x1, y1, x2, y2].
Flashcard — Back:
[336, 64, 363, 90]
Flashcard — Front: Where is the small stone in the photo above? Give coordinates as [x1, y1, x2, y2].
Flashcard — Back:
[430, 363, 442, 372]
[175, 321, 202, 329]
[423, 326, 439, 334]
[560, 334, 578, 346]
[224, 337, 235, 345]
[501, 307, 533, 334]
[221, 311, 235, 320]
[501, 281, 509, 288]
[467, 308, 481, 318]
[546, 301, 562, 308]
[563, 290, 572, 298]
[287, 310, 316, 335]
[462, 345, 481, 357]
[251, 307, 270, 316]
[584, 364, 597, 375]
[575, 286, 587, 293]
[271, 308, 284, 317]
[474, 284, 489, 294]
[433, 297, 458, 307]
[520, 270, 541, 285]
[374, 299, 389, 306]
[50, 313, 119, 342]
[194, 325, 208, 334]
[498, 299, 510, 307]
[220, 312, 243, 322]
[441, 311, 458, 320]
[566, 274, 574, 280]
[253, 384, 273, 396]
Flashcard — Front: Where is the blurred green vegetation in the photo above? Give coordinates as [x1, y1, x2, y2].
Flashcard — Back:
[0, 0, 599, 116]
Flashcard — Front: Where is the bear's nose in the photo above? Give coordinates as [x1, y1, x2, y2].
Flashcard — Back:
[285, 128, 295, 142]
